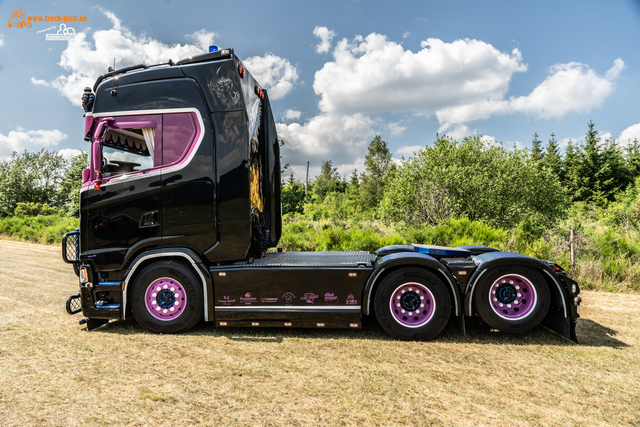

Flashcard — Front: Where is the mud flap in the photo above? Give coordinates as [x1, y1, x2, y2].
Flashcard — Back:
[541, 306, 578, 343]
[80, 318, 110, 331]
[458, 314, 466, 336]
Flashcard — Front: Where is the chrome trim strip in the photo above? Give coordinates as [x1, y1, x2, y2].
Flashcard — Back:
[364, 268, 385, 315]
[466, 269, 487, 315]
[215, 306, 361, 312]
[438, 270, 459, 316]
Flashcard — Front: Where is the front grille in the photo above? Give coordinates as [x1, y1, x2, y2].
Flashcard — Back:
[62, 229, 80, 263]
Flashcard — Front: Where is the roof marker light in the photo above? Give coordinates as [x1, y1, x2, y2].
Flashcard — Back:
[209, 45, 219, 53]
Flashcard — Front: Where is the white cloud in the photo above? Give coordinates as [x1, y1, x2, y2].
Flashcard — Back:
[186, 29, 217, 51]
[394, 145, 422, 158]
[509, 59, 625, 119]
[558, 137, 576, 150]
[313, 26, 336, 54]
[0, 34, 4, 47]
[599, 132, 613, 142]
[243, 54, 299, 99]
[33, 8, 217, 106]
[312, 32, 624, 138]
[0, 128, 69, 159]
[437, 59, 624, 133]
[277, 113, 375, 178]
[58, 148, 83, 161]
[619, 123, 640, 146]
[387, 122, 406, 136]
[30, 77, 50, 86]
[314, 34, 527, 117]
[282, 109, 302, 121]
[402, 32, 410, 39]
[444, 124, 472, 141]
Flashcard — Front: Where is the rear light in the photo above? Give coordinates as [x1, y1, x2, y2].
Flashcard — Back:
[255, 85, 264, 100]
[94, 182, 101, 191]
[237, 62, 245, 78]
[552, 264, 564, 272]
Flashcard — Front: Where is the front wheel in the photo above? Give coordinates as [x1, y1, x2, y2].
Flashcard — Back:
[131, 260, 203, 333]
[374, 268, 451, 341]
[473, 266, 550, 334]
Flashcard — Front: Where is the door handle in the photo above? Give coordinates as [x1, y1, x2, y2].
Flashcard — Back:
[139, 211, 159, 227]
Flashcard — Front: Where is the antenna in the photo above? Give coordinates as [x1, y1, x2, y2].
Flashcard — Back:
[110, 58, 117, 97]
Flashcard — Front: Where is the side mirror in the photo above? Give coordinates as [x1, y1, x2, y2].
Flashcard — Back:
[92, 141, 102, 177]
[93, 117, 114, 142]
[82, 168, 90, 183]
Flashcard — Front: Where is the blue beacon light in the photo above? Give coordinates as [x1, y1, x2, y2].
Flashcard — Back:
[209, 45, 219, 53]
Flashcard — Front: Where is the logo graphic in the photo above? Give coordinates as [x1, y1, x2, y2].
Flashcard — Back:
[346, 294, 358, 305]
[324, 292, 339, 305]
[217, 296, 236, 306]
[46, 23, 79, 41]
[7, 8, 32, 28]
[260, 297, 278, 303]
[282, 292, 295, 306]
[301, 293, 319, 304]
[240, 292, 256, 305]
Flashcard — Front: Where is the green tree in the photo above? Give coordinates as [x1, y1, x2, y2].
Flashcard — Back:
[281, 174, 306, 215]
[572, 121, 628, 204]
[600, 138, 630, 201]
[58, 151, 88, 217]
[360, 136, 394, 209]
[531, 132, 543, 162]
[0, 150, 67, 216]
[313, 160, 344, 200]
[625, 139, 640, 179]
[379, 135, 568, 228]
[543, 133, 562, 178]
[562, 139, 582, 199]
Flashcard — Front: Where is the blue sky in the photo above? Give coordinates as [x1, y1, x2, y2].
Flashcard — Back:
[1, 0, 639, 178]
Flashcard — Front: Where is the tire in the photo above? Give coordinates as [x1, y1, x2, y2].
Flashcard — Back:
[374, 268, 451, 341]
[473, 266, 550, 334]
[131, 260, 203, 333]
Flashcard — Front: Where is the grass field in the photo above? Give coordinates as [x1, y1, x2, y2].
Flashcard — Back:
[0, 239, 639, 426]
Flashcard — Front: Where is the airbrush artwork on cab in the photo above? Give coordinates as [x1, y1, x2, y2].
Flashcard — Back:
[248, 85, 264, 213]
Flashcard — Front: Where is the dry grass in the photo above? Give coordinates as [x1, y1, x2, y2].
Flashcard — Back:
[0, 239, 639, 426]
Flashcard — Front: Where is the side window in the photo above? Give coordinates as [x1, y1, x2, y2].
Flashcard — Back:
[101, 117, 160, 178]
[162, 112, 197, 166]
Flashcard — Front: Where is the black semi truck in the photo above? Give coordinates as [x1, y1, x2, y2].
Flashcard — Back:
[62, 47, 581, 341]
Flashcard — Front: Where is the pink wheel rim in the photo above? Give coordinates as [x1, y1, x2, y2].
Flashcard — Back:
[144, 277, 186, 321]
[389, 282, 436, 328]
[488, 274, 538, 320]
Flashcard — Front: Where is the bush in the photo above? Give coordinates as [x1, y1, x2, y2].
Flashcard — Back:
[379, 136, 569, 228]
[14, 202, 57, 216]
[0, 214, 78, 245]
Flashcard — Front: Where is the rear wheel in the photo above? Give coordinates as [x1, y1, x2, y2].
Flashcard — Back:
[131, 260, 203, 333]
[374, 268, 451, 341]
[474, 266, 549, 333]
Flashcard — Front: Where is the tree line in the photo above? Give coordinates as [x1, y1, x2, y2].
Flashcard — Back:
[283, 120, 640, 230]
[0, 150, 87, 217]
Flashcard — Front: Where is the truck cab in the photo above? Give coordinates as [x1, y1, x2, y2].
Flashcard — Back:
[63, 47, 581, 342]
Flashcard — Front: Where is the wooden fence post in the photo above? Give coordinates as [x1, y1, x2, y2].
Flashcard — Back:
[570, 228, 575, 270]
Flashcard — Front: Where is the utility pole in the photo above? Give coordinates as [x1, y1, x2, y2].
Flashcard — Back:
[305, 161, 309, 196]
